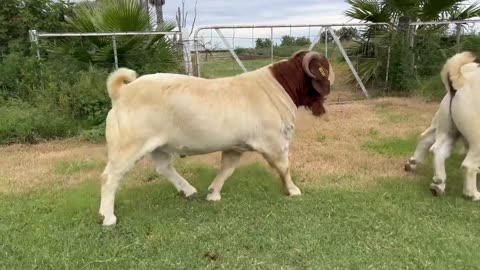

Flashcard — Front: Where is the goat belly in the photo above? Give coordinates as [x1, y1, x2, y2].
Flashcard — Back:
[161, 141, 253, 157]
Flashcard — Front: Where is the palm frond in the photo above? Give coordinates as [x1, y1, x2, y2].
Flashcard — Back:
[344, 0, 393, 23]
[420, 0, 464, 21]
[447, 2, 480, 20]
[52, 0, 179, 72]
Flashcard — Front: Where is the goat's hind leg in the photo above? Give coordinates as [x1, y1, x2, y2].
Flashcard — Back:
[151, 150, 197, 199]
[429, 135, 456, 196]
[100, 143, 146, 226]
[405, 126, 436, 172]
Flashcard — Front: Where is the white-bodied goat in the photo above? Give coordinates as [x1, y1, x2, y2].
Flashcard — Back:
[99, 51, 335, 225]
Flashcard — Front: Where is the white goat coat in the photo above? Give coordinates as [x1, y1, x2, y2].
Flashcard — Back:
[105, 66, 297, 164]
[450, 63, 480, 169]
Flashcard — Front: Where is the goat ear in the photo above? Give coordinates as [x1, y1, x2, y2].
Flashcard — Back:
[304, 55, 329, 80]
[305, 56, 331, 96]
[312, 79, 330, 96]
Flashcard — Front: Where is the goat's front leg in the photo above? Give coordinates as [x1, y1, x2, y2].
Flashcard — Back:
[263, 150, 301, 197]
[206, 151, 242, 202]
[429, 136, 455, 196]
[461, 150, 480, 201]
[462, 166, 480, 201]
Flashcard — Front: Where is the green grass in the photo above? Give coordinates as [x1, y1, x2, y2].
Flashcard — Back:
[317, 133, 327, 143]
[2, 157, 480, 269]
[362, 134, 419, 157]
[200, 59, 276, 78]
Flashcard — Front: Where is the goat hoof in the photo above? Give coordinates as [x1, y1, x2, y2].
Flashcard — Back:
[404, 159, 417, 172]
[287, 187, 302, 197]
[180, 190, 197, 200]
[97, 214, 104, 224]
[186, 192, 198, 200]
[206, 192, 221, 202]
[102, 215, 117, 226]
[429, 184, 445, 197]
[404, 162, 416, 172]
[464, 193, 480, 201]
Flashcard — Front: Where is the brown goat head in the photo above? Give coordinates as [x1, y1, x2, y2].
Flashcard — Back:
[269, 50, 334, 116]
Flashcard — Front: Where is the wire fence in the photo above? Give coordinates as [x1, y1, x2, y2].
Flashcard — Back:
[193, 23, 391, 103]
[28, 29, 185, 78]
[26, 19, 480, 103]
[410, 20, 480, 79]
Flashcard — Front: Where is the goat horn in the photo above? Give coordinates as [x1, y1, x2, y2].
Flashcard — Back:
[302, 51, 323, 79]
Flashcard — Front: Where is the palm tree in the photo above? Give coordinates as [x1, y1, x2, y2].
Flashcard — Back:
[345, 0, 480, 24]
[51, 0, 179, 73]
[149, 0, 165, 30]
[342, 0, 480, 90]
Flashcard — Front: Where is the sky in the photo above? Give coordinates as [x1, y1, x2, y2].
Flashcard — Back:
[71, 0, 479, 49]
[162, 0, 352, 28]
[160, 0, 354, 48]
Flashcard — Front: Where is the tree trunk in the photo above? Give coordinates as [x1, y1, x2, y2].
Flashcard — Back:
[154, 0, 164, 30]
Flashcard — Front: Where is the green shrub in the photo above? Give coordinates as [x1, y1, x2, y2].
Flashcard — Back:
[52, 68, 110, 126]
[0, 100, 78, 144]
[79, 124, 105, 143]
[388, 33, 415, 92]
[0, 53, 42, 101]
[415, 74, 447, 101]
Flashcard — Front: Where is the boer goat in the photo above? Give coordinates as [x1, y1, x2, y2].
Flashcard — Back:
[99, 50, 335, 225]
[405, 92, 467, 196]
[436, 51, 480, 200]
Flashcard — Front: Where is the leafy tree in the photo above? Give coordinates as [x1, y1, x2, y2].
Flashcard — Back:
[255, 38, 273, 48]
[319, 31, 334, 43]
[295, 36, 311, 46]
[280, 35, 311, 47]
[0, 0, 72, 54]
[335, 27, 360, 41]
[280, 35, 296, 46]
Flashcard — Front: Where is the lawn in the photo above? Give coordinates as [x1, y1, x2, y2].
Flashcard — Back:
[1, 98, 480, 269]
[200, 58, 275, 78]
[2, 159, 480, 270]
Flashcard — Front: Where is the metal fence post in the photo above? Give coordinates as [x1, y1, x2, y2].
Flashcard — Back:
[324, 27, 328, 57]
[215, 28, 247, 72]
[29, 30, 41, 59]
[327, 27, 369, 98]
[194, 39, 201, 77]
[385, 45, 391, 87]
[112, 36, 119, 69]
[270, 27, 274, 63]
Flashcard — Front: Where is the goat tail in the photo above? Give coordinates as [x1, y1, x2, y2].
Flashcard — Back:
[441, 51, 477, 94]
[107, 68, 137, 101]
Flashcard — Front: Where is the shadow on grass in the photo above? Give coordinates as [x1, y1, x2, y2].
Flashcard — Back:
[2, 163, 480, 269]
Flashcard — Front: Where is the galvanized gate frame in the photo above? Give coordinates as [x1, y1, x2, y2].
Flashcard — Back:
[194, 23, 391, 98]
